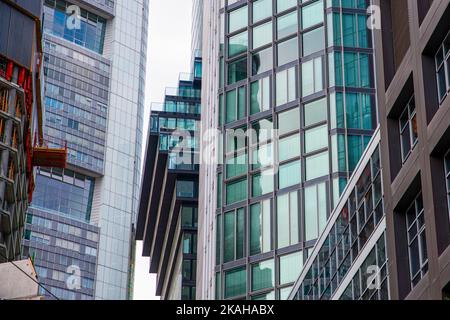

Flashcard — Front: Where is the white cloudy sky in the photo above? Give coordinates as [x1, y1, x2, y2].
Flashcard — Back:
[133, 0, 193, 300]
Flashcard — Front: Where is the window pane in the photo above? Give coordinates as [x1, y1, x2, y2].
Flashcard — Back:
[279, 160, 301, 189]
[226, 90, 237, 123]
[226, 178, 248, 205]
[302, 0, 324, 29]
[252, 170, 274, 197]
[224, 211, 235, 262]
[278, 11, 298, 39]
[277, 0, 297, 13]
[253, 0, 272, 23]
[253, 21, 273, 49]
[303, 26, 324, 56]
[228, 58, 247, 84]
[252, 260, 275, 291]
[250, 77, 271, 114]
[277, 193, 289, 248]
[304, 183, 327, 241]
[252, 142, 274, 169]
[278, 37, 298, 66]
[304, 125, 328, 153]
[279, 134, 301, 162]
[252, 47, 273, 75]
[250, 200, 271, 255]
[278, 107, 300, 136]
[305, 151, 329, 181]
[229, 31, 248, 57]
[236, 208, 245, 259]
[226, 153, 247, 179]
[225, 267, 246, 298]
[276, 67, 296, 106]
[251, 118, 273, 145]
[229, 6, 248, 33]
[280, 252, 303, 285]
[304, 98, 327, 126]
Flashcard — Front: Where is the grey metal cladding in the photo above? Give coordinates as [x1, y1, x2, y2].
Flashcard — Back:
[13, 0, 43, 17]
[0, 2, 35, 67]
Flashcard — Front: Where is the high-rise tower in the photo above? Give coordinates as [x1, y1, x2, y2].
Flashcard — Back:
[197, 0, 377, 300]
[22, 0, 148, 300]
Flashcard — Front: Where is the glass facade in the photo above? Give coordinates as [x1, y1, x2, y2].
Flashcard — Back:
[32, 168, 95, 222]
[43, 0, 107, 54]
[291, 136, 386, 300]
[214, 0, 376, 300]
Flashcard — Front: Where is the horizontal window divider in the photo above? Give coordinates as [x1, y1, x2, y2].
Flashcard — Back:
[222, 258, 247, 272]
[248, 251, 275, 264]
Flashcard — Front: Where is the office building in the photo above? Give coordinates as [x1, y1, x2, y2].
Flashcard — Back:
[136, 54, 202, 300]
[288, 0, 450, 300]
[22, 0, 149, 300]
[197, 0, 377, 300]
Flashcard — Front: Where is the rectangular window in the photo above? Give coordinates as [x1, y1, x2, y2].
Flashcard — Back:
[302, 57, 323, 97]
[277, 0, 297, 13]
[435, 32, 450, 102]
[251, 118, 273, 146]
[304, 124, 328, 153]
[250, 76, 271, 114]
[406, 193, 428, 288]
[250, 199, 272, 255]
[252, 142, 274, 170]
[280, 252, 303, 285]
[303, 26, 325, 57]
[304, 98, 327, 127]
[229, 6, 248, 32]
[399, 96, 418, 162]
[302, 0, 324, 29]
[251, 260, 275, 292]
[279, 160, 301, 189]
[277, 191, 299, 248]
[253, 0, 272, 23]
[252, 170, 274, 197]
[225, 267, 247, 299]
[278, 37, 298, 66]
[228, 58, 247, 85]
[229, 31, 248, 57]
[226, 86, 246, 124]
[276, 67, 296, 106]
[226, 179, 248, 205]
[224, 208, 245, 263]
[304, 182, 327, 241]
[252, 47, 273, 75]
[277, 11, 298, 39]
[253, 21, 273, 49]
[278, 107, 300, 136]
[226, 153, 247, 179]
[305, 151, 329, 181]
[279, 134, 300, 162]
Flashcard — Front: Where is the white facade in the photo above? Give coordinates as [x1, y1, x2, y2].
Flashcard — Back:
[197, 0, 220, 300]
[91, 0, 148, 300]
